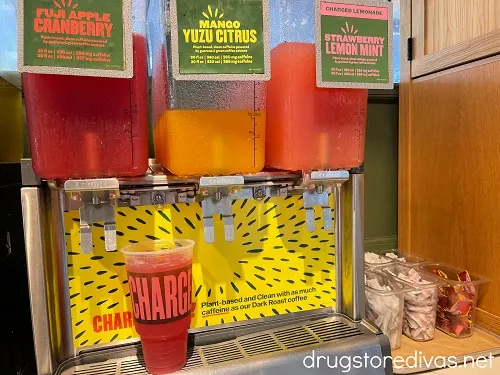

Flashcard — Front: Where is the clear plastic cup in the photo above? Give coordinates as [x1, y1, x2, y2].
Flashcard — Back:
[121, 239, 194, 374]
[365, 269, 412, 350]
[381, 264, 442, 342]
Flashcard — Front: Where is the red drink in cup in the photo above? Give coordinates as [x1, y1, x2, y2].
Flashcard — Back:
[121, 239, 194, 374]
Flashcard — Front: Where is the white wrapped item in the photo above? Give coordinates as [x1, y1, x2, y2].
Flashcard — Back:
[365, 252, 392, 265]
[365, 271, 407, 350]
[385, 252, 407, 262]
[383, 264, 440, 342]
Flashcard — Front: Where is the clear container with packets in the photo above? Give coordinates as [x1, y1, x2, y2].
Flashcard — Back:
[419, 263, 489, 338]
[365, 269, 412, 350]
[381, 264, 442, 342]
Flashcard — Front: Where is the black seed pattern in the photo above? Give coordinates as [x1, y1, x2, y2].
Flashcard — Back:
[231, 282, 239, 293]
[158, 226, 170, 234]
[246, 207, 256, 217]
[184, 217, 196, 230]
[158, 211, 171, 222]
[247, 249, 263, 253]
[195, 285, 202, 296]
[263, 205, 277, 215]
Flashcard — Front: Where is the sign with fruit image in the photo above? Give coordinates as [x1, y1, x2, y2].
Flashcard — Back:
[65, 195, 336, 347]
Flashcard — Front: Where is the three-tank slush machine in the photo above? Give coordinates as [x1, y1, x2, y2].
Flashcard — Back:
[19, 0, 394, 374]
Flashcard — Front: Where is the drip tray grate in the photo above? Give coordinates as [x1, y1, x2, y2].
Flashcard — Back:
[62, 316, 370, 375]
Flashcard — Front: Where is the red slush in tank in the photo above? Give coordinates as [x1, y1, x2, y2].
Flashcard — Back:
[121, 239, 194, 374]
[266, 42, 368, 171]
[22, 34, 149, 180]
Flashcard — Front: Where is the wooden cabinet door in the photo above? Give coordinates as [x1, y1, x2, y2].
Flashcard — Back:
[412, 0, 500, 77]
[400, 0, 500, 324]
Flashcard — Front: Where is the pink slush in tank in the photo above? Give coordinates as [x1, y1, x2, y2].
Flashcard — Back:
[22, 1, 149, 180]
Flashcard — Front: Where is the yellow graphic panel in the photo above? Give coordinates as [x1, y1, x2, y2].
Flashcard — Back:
[65, 195, 336, 348]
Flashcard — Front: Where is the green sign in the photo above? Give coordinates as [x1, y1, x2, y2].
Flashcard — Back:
[171, 0, 270, 80]
[19, 0, 133, 78]
[316, 0, 393, 89]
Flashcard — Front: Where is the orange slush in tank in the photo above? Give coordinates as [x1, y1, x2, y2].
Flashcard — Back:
[154, 109, 265, 176]
[266, 42, 368, 171]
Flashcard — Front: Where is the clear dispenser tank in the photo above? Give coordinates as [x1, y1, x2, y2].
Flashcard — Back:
[22, 0, 149, 180]
[149, 0, 266, 176]
[266, 0, 368, 171]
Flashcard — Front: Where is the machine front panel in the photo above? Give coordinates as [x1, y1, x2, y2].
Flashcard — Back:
[64, 195, 336, 348]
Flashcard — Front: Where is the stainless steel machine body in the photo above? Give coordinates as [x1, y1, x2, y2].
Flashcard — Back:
[21, 160, 391, 375]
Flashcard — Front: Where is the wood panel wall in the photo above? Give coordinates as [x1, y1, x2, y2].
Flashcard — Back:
[401, 0, 500, 329]
[424, 0, 500, 54]
[405, 57, 500, 318]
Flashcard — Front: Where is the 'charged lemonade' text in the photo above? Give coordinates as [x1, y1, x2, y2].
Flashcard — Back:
[183, 20, 258, 44]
